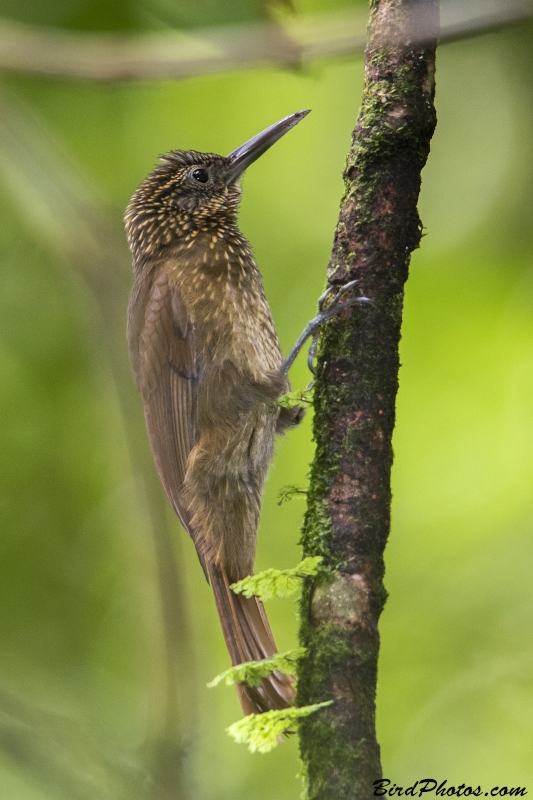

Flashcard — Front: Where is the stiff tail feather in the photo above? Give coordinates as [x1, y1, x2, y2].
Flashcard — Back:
[208, 562, 295, 715]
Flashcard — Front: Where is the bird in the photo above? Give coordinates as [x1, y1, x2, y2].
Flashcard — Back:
[124, 110, 368, 715]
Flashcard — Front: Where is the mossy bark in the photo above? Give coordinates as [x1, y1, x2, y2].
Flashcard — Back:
[297, 2, 439, 797]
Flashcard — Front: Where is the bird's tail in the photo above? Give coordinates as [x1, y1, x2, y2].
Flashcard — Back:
[208, 562, 295, 715]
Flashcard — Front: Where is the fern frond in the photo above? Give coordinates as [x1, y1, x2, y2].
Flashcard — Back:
[230, 557, 323, 601]
[227, 702, 332, 753]
[276, 387, 313, 409]
[207, 648, 305, 689]
[277, 484, 308, 505]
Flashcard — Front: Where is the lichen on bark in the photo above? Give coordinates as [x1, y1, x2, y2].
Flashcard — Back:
[296, 2, 439, 798]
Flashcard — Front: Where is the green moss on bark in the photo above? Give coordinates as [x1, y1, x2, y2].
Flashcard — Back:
[297, 1, 439, 797]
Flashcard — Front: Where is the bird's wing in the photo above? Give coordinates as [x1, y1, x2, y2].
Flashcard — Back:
[128, 265, 200, 553]
[128, 266, 295, 712]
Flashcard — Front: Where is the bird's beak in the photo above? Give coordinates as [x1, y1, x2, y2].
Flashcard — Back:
[225, 109, 311, 184]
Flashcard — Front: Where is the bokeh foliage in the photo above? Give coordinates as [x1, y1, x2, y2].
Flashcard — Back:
[0, 1, 532, 797]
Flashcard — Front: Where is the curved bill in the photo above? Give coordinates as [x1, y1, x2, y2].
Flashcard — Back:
[225, 109, 311, 183]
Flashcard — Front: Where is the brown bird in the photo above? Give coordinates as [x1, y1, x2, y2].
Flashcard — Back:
[125, 110, 367, 715]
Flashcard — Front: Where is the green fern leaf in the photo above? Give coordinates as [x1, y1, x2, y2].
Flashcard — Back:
[230, 557, 323, 601]
[276, 387, 313, 409]
[207, 648, 305, 689]
[227, 702, 332, 753]
[277, 484, 307, 505]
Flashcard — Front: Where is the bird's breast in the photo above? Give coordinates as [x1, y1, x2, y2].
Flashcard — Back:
[167, 235, 282, 376]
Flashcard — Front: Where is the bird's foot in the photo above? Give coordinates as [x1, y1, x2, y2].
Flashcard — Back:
[281, 280, 370, 376]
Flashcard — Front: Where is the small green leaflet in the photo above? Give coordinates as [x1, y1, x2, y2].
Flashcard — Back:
[207, 648, 305, 689]
[227, 702, 332, 753]
[277, 484, 307, 505]
[230, 556, 323, 601]
[276, 387, 313, 409]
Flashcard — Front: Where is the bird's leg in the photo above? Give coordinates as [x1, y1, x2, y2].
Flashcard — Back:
[281, 279, 371, 376]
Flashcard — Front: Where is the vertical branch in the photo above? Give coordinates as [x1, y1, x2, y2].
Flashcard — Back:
[297, 1, 439, 797]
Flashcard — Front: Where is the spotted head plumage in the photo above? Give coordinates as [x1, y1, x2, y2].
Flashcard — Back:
[125, 149, 243, 265]
[125, 110, 310, 267]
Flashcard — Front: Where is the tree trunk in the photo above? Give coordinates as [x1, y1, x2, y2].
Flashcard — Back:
[297, 2, 439, 797]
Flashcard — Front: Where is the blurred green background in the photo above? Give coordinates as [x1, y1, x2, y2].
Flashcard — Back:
[0, 1, 532, 797]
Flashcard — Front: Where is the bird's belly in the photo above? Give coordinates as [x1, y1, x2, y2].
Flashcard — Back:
[195, 376, 277, 473]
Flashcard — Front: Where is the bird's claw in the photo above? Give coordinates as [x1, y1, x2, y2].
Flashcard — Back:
[282, 280, 371, 376]
[307, 337, 318, 374]
[317, 278, 361, 313]
[306, 294, 370, 374]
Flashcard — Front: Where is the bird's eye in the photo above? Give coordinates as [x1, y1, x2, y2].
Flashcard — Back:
[192, 168, 209, 183]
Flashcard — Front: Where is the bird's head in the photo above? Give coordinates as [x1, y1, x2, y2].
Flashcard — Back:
[125, 110, 310, 264]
